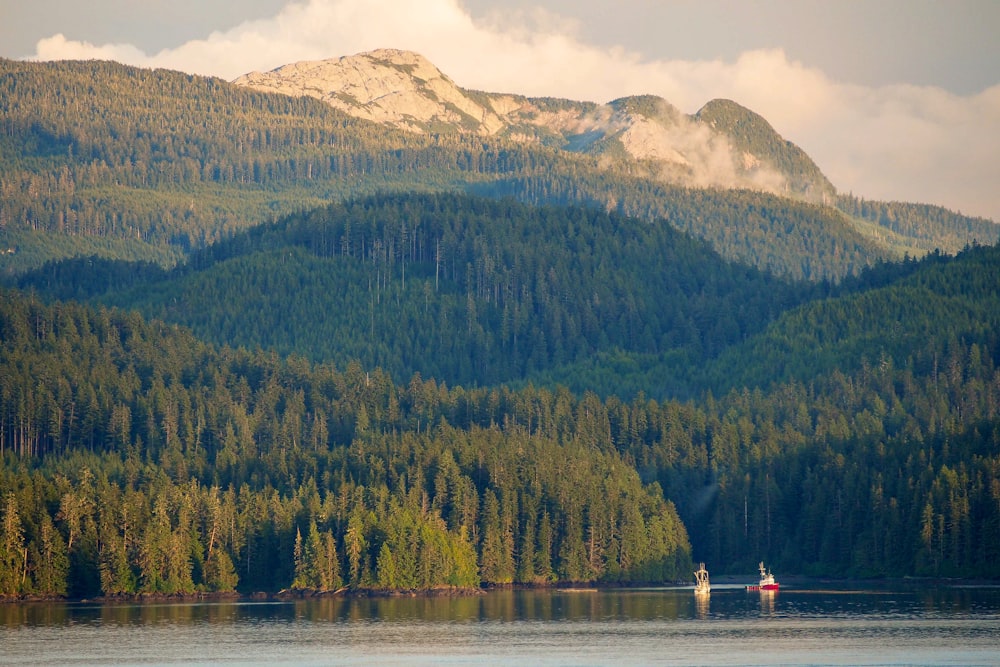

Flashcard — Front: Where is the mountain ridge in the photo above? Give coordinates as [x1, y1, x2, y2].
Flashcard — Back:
[2, 56, 995, 281]
[233, 48, 835, 204]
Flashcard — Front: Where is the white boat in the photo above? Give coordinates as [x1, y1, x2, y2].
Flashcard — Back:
[693, 562, 710, 595]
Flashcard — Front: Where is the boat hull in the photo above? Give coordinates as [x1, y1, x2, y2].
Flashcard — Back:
[746, 583, 779, 591]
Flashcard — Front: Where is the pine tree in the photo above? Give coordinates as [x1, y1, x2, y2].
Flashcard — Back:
[33, 513, 69, 596]
[292, 527, 306, 589]
[0, 494, 27, 596]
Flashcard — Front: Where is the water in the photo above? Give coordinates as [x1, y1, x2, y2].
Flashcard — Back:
[2, 584, 999, 666]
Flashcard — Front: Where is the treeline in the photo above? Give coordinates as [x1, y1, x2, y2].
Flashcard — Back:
[14, 192, 815, 393]
[0, 289, 691, 597]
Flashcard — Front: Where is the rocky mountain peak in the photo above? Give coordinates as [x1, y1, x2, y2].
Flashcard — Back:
[233, 50, 835, 203]
[233, 48, 508, 134]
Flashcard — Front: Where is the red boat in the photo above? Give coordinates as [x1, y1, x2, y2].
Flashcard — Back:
[745, 561, 779, 591]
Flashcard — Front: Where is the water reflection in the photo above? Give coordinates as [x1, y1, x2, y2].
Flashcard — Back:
[2, 586, 1000, 666]
[4, 584, 999, 630]
[0, 587, 718, 629]
[695, 592, 710, 619]
[758, 590, 776, 616]
[5, 584, 1000, 630]
[0, 602, 71, 627]
[289, 587, 690, 624]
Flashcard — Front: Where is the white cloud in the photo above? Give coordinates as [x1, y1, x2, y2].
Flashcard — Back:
[27, 0, 1000, 223]
[35, 33, 151, 65]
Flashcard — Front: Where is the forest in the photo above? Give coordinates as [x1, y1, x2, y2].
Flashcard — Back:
[1, 58, 999, 600]
[0, 289, 691, 597]
[3, 58, 996, 282]
[13, 192, 817, 395]
[2, 238, 999, 598]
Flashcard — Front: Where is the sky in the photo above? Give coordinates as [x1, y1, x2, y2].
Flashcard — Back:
[2, 0, 999, 223]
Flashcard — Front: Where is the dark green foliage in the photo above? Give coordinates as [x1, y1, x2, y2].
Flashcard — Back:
[476, 175, 885, 281]
[701, 243, 1000, 393]
[3, 241, 1000, 592]
[2, 58, 999, 597]
[12, 256, 169, 302]
[15, 192, 815, 395]
[0, 289, 692, 596]
[609, 243, 1000, 577]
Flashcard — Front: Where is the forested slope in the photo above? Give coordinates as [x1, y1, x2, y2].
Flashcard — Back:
[0, 289, 691, 598]
[2, 243, 999, 600]
[2, 58, 998, 601]
[699, 243, 1000, 393]
[14, 192, 814, 395]
[3, 58, 993, 282]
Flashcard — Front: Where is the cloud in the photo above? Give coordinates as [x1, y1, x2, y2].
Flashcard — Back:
[27, 0, 1000, 223]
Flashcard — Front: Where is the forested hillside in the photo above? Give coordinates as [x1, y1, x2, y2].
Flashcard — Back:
[24, 196, 993, 403]
[1, 57, 998, 601]
[700, 244, 1000, 392]
[837, 195, 1000, 255]
[2, 241, 999, 599]
[14, 193, 814, 395]
[0, 289, 690, 598]
[2, 59, 994, 282]
[665, 244, 1000, 576]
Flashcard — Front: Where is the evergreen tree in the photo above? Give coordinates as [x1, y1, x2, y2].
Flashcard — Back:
[0, 493, 26, 596]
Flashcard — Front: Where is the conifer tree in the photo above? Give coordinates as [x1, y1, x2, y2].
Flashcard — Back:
[0, 494, 26, 596]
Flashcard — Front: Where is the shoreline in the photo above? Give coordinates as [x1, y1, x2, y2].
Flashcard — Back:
[4, 575, 1000, 605]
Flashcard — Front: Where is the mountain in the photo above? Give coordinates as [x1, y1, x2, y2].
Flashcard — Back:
[1, 56, 994, 284]
[234, 49, 835, 204]
[233, 49, 1000, 258]
[233, 49, 516, 135]
[2, 52, 1000, 595]
[694, 98, 834, 203]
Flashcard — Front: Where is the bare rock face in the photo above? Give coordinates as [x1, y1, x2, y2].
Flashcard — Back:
[234, 49, 507, 135]
[233, 49, 834, 202]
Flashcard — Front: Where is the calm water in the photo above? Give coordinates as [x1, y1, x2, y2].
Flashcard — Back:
[2, 584, 999, 666]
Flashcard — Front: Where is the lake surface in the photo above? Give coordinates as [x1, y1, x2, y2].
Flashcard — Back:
[2, 583, 999, 666]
